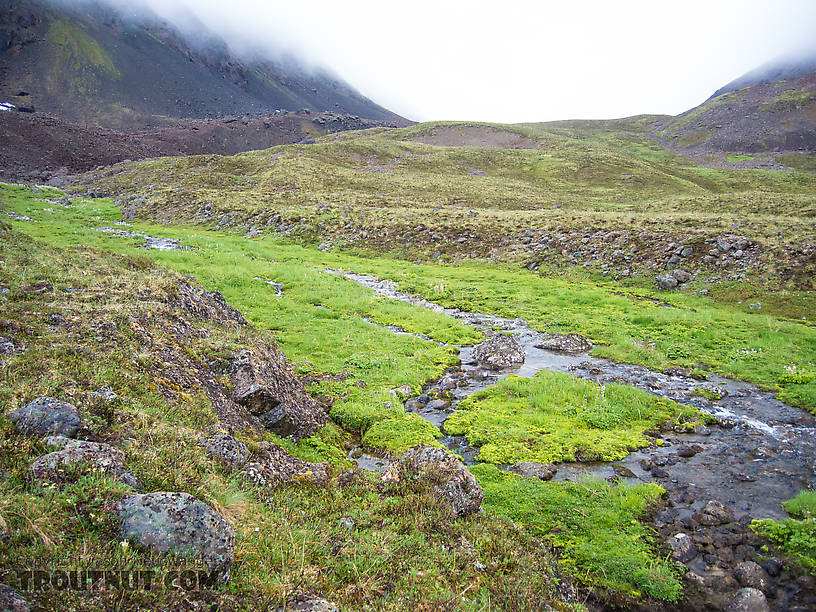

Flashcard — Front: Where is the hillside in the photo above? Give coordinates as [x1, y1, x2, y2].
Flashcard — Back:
[76, 121, 816, 291]
[653, 58, 816, 166]
[0, 0, 403, 127]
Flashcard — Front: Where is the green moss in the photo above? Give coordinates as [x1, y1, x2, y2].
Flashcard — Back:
[445, 371, 704, 464]
[0, 220, 573, 610]
[759, 89, 816, 113]
[361, 413, 442, 453]
[471, 464, 682, 601]
[752, 490, 816, 574]
[691, 388, 723, 401]
[47, 20, 121, 79]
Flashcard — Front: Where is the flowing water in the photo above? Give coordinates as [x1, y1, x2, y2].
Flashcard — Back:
[335, 270, 816, 522]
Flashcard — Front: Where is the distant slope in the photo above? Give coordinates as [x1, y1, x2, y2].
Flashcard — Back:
[0, 0, 403, 128]
[712, 51, 816, 97]
[655, 57, 816, 160]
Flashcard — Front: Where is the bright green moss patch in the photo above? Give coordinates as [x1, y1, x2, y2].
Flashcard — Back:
[727, 154, 755, 164]
[752, 491, 816, 574]
[471, 464, 682, 601]
[446, 371, 704, 464]
[328, 391, 441, 453]
[48, 20, 121, 79]
[361, 414, 442, 454]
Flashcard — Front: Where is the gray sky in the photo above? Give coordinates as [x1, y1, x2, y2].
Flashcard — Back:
[143, 0, 816, 122]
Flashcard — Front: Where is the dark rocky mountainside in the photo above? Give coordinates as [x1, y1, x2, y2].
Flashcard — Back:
[0, 0, 410, 181]
[0, 0, 403, 127]
[0, 108, 405, 182]
[654, 56, 816, 162]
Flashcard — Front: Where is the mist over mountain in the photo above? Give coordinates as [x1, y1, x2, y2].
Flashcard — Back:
[0, 0, 403, 127]
[711, 49, 816, 98]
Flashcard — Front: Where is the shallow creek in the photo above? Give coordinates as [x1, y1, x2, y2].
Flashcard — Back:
[335, 271, 816, 522]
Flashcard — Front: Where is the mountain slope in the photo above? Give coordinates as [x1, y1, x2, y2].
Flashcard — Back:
[0, 0, 403, 128]
[712, 51, 816, 97]
[654, 57, 816, 161]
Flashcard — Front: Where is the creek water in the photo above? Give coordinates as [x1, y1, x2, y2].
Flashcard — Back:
[335, 270, 816, 521]
[92, 227, 190, 251]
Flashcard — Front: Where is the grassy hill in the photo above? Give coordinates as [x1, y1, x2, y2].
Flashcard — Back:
[78, 120, 816, 289]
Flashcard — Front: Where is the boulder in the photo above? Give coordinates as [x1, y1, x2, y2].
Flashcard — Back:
[199, 434, 250, 469]
[508, 461, 557, 481]
[672, 269, 692, 284]
[655, 274, 678, 290]
[472, 335, 524, 369]
[9, 397, 82, 437]
[229, 350, 326, 439]
[404, 398, 423, 411]
[677, 444, 703, 458]
[0, 584, 29, 612]
[389, 385, 413, 399]
[282, 594, 340, 612]
[695, 500, 735, 526]
[383, 445, 483, 518]
[242, 443, 329, 489]
[425, 399, 450, 410]
[668, 532, 697, 562]
[723, 588, 770, 612]
[116, 492, 235, 580]
[30, 438, 140, 489]
[734, 561, 770, 591]
[535, 333, 593, 354]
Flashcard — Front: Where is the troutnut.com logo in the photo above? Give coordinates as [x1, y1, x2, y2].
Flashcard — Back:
[5, 569, 223, 591]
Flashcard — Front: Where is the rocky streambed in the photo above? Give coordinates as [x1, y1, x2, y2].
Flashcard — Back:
[336, 270, 816, 610]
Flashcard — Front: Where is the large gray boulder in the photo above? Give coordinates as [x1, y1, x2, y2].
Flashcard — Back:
[9, 397, 81, 437]
[507, 461, 557, 481]
[734, 561, 770, 591]
[655, 274, 679, 291]
[229, 350, 326, 439]
[471, 335, 524, 369]
[30, 438, 140, 489]
[116, 492, 235, 580]
[281, 594, 340, 612]
[724, 588, 770, 612]
[383, 445, 483, 518]
[199, 434, 250, 470]
[242, 443, 329, 489]
[667, 532, 697, 563]
[695, 500, 735, 526]
[535, 333, 593, 354]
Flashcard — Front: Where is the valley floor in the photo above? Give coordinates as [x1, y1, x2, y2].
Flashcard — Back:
[1, 183, 815, 610]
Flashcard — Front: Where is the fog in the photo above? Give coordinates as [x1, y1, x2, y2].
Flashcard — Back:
[59, 0, 816, 122]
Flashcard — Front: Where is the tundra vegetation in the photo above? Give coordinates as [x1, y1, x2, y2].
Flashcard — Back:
[1, 116, 815, 609]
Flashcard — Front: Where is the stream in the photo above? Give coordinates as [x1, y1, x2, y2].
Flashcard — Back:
[335, 271, 816, 523]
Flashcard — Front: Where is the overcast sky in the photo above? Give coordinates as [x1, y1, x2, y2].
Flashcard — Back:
[142, 0, 816, 123]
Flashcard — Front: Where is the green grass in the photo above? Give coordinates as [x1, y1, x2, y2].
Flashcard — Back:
[752, 491, 816, 574]
[446, 371, 706, 464]
[780, 153, 816, 174]
[3, 182, 816, 419]
[0, 221, 573, 610]
[352, 256, 816, 415]
[47, 20, 121, 79]
[472, 464, 682, 602]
